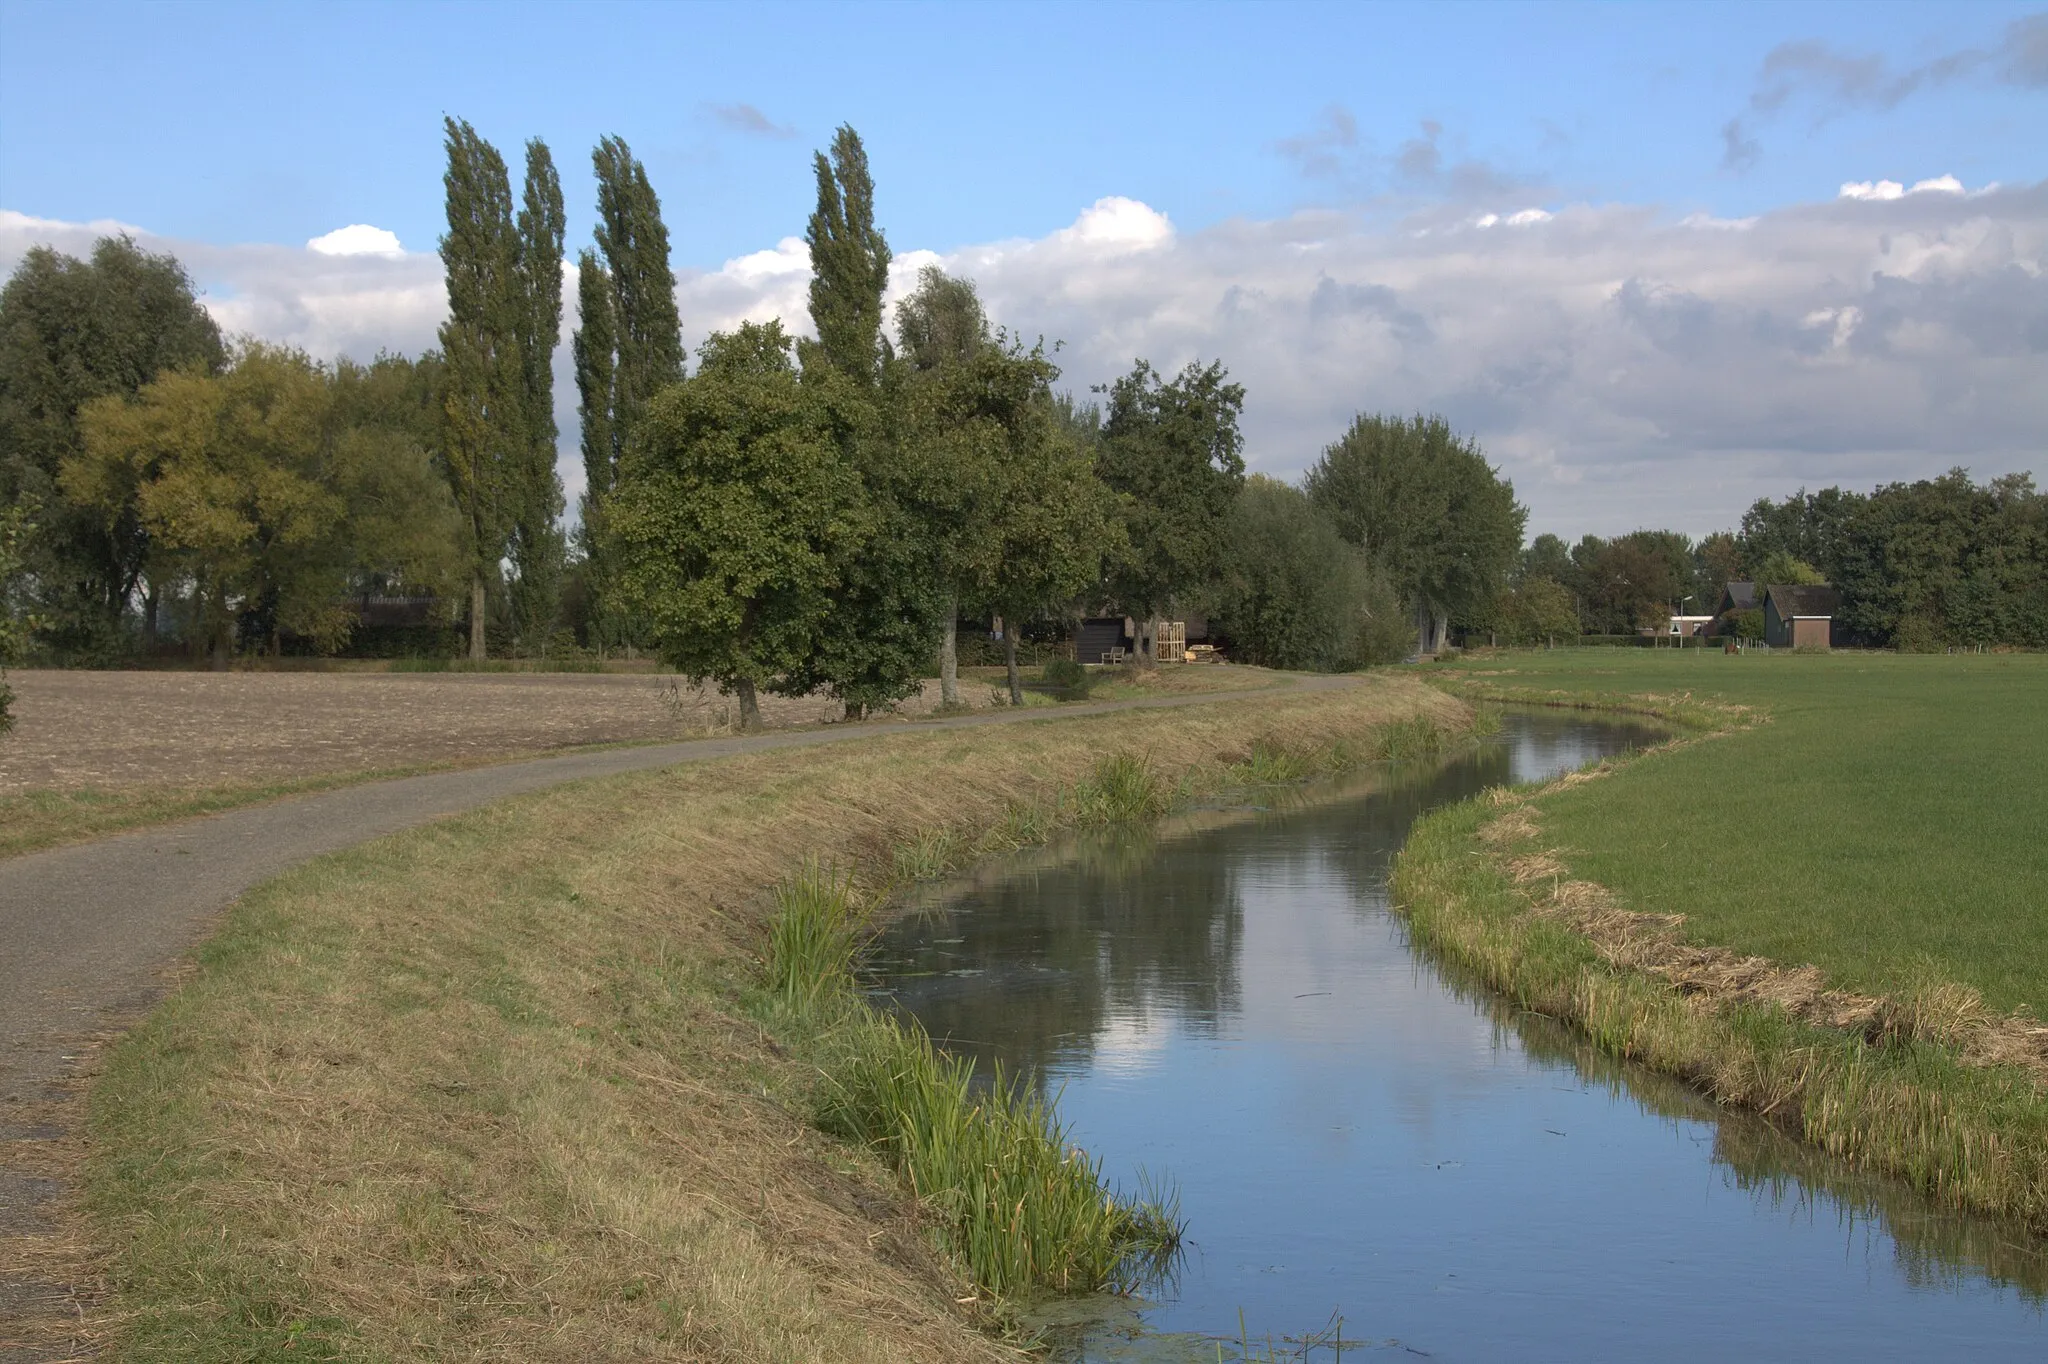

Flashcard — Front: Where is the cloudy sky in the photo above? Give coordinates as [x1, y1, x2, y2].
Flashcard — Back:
[2, 0, 2042, 539]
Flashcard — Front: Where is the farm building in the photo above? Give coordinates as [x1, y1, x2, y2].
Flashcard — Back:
[1716, 582, 1760, 616]
[1762, 584, 1840, 648]
[1074, 614, 1207, 664]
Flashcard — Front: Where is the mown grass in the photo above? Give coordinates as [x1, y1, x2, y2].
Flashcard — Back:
[1423, 649, 2048, 1016]
[1393, 791, 2048, 1228]
[1395, 648, 2048, 1225]
[79, 675, 1466, 1361]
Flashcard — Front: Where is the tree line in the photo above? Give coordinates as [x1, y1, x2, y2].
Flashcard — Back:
[1493, 470, 2047, 649]
[8, 113, 1670, 721]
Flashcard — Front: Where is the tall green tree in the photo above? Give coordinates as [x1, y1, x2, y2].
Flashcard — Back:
[950, 338, 1125, 705]
[1209, 476, 1402, 671]
[438, 116, 524, 660]
[609, 321, 858, 730]
[893, 265, 991, 705]
[792, 125, 946, 715]
[0, 236, 225, 655]
[509, 138, 568, 653]
[575, 136, 683, 652]
[1095, 359, 1246, 645]
[805, 125, 892, 388]
[1305, 413, 1524, 653]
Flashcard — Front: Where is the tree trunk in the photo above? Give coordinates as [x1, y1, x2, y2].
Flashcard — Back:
[142, 583, 159, 650]
[469, 574, 487, 662]
[208, 588, 230, 672]
[938, 590, 959, 709]
[736, 677, 761, 732]
[1005, 632, 1023, 707]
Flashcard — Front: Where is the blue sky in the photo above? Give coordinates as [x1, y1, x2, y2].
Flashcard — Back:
[4, 0, 2039, 260]
[2, 0, 2043, 536]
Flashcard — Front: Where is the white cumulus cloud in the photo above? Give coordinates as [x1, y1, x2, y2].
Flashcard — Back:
[307, 223, 405, 256]
[5, 181, 2043, 539]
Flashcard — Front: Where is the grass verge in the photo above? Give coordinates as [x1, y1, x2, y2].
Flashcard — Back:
[1394, 649, 2048, 1227]
[79, 673, 1465, 1361]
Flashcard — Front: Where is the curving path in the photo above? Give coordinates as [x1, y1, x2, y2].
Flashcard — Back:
[0, 677, 1358, 1354]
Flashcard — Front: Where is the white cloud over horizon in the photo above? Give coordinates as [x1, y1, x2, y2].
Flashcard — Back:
[3, 182, 2043, 541]
[306, 223, 405, 256]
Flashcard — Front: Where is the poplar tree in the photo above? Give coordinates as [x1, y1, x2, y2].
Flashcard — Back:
[790, 125, 945, 715]
[509, 138, 567, 653]
[438, 116, 523, 660]
[805, 125, 892, 387]
[574, 136, 682, 651]
[894, 266, 991, 706]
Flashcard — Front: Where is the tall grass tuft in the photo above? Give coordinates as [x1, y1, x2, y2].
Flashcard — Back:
[1073, 753, 1170, 822]
[1373, 715, 1451, 761]
[765, 860, 866, 1008]
[1232, 740, 1316, 785]
[817, 1011, 1182, 1297]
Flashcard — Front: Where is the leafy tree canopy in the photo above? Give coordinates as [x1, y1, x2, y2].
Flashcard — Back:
[1209, 476, 1404, 670]
[610, 321, 861, 728]
[66, 344, 460, 663]
[1304, 413, 1523, 648]
[0, 235, 225, 651]
[1095, 358, 1246, 618]
[805, 125, 892, 388]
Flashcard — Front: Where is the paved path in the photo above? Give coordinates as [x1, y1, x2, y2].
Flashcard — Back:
[0, 678, 1355, 1353]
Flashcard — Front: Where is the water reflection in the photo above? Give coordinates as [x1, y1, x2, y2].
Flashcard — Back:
[866, 711, 2047, 1360]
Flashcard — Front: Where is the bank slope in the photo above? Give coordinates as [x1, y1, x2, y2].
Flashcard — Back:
[74, 674, 1463, 1363]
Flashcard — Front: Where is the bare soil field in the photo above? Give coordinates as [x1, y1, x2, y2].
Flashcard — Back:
[0, 670, 943, 793]
[0, 664, 1289, 858]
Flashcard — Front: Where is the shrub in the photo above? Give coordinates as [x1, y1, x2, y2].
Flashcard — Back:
[1041, 657, 1090, 696]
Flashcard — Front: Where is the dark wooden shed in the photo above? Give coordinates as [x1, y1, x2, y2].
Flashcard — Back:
[1762, 584, 1841, 648]
[1076, 617, 1136, 664]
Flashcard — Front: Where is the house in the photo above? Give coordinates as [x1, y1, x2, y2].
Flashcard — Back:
[1666, 614, 1715, 638]
[1716, 582, 1759, 616]
[1704, 582, 1761, 637]
[1762, 584, 1840, 648]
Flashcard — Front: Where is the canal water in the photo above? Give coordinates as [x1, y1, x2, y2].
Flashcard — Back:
[865, 711, 2048, 1361]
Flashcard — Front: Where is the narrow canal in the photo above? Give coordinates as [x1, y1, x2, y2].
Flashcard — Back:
[866, 711, 2048, 1361]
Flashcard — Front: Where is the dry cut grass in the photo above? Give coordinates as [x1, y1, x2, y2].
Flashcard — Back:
[78, 674, 1463, 1361]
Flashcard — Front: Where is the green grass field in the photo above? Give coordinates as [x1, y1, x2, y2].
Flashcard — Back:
[1426, 649, 2048, 1018]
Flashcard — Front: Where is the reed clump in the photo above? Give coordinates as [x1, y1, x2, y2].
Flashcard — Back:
[761, 864, 1182, 1301]
[1372, 714, 1455, 761]
[816, 1015, 1180, 1298]
[766, 861, 867, 1008]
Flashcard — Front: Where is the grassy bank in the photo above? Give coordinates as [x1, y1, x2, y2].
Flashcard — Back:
[80, 674, 1464, 1361]
[1393, 649, 2048, 1227]
[1423, 650, 2048, 1016]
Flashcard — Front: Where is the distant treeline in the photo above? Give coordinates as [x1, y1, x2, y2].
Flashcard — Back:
[20, 113, 2015, 725]
[2, 119, 1526, 728]
[1498, 471, 2047, 649]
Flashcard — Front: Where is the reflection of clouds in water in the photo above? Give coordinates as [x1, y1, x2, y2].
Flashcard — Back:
[1093, 1008, 1171, 1078]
